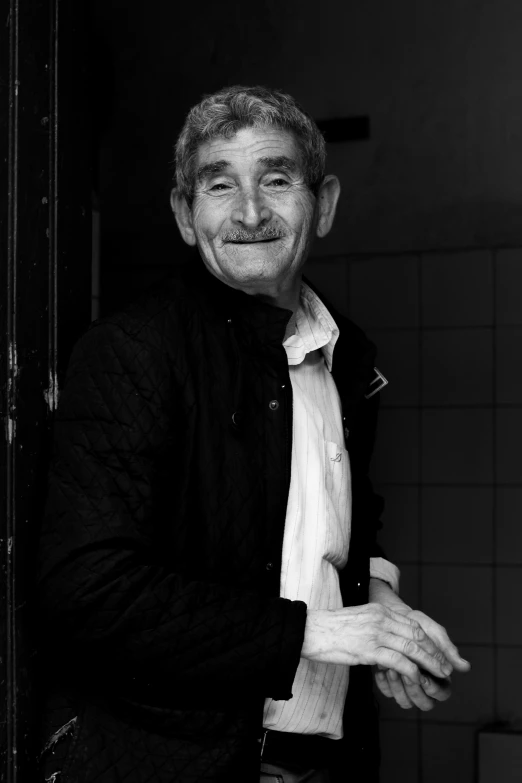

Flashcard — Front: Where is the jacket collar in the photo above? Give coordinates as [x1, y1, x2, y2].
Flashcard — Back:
[178, 260, 294, 346]
[301, 276, 377, 408]
[173, 260, 377, 405]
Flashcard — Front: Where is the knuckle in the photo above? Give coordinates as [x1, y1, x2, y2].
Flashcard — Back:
[404, 639, 419, 657]
[412, 625, 426, 642]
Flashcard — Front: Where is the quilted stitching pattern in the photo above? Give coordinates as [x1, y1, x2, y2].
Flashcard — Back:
[37, 264, 382, 782]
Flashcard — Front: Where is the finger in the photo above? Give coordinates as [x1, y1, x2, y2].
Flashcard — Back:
[401, 674, 436, 711]
[380, 630, 453, 679]
[384, 615, 453, 671]
[433, 638, 471, 673]
[410, 613, 471, 672]
[374, 648, 422, 682]
[386, 670, 414, 710]
[377, 668, 439, 711]
[374, 670, 393, 698]
[424, 630, 470, 672]
[419, 672, 452, 702]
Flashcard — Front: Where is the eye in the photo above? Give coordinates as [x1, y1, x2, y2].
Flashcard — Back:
[266, 177, 290, 187]
[209, 183, 231, 192]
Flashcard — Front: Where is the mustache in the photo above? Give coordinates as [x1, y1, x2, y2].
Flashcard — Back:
[222, 226, 286, 243]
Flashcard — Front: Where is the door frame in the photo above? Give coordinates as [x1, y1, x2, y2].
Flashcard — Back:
[1, 1, 91, 779]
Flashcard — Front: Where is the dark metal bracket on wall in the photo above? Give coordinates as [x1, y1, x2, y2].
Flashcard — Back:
[1, 1, 91, 779]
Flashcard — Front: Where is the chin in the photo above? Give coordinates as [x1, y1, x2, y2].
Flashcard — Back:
[224, 262, 289, 285]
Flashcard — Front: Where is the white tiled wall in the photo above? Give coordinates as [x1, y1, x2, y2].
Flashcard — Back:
[304, 247, 522, 782]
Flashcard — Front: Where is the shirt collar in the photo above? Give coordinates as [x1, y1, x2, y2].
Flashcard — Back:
[282, 283, 340, 370]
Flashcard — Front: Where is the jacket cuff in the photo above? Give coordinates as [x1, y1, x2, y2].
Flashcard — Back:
[369, 557, 400, 594]
[267, 599, 308, 701]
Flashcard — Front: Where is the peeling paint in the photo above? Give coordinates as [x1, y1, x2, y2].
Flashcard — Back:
[8, 341, 18, 372]
[44, 370, 60, 411]
[6, 416, 16, 443]
[7, 341, 20, 401]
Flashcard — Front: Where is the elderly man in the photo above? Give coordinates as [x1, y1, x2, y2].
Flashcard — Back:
[38, 86, 470, 783]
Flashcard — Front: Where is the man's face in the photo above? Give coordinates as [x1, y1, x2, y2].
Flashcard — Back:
[186, 126, 318, 293]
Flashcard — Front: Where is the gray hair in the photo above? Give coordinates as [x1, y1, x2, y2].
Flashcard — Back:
[174, 85, 326, 204]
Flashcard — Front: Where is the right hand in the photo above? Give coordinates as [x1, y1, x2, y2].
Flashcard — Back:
[301, 603, 454, 683]
[375, 666, 453, 711]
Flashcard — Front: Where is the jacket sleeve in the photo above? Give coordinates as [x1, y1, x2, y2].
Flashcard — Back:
[37, 320, 306, 704]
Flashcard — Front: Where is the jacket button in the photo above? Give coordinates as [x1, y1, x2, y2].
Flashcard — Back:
[265, 561, 274, 571]
[268, 400, 279, 411]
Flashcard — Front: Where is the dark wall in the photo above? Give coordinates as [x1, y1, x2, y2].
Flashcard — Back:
[91, 0, 522, 315]
[86, 6, 522, 781]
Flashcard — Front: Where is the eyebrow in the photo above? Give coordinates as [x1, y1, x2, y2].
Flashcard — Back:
[257, 155, 300, 174]
[196, 160, 229, 182]
[196, 155, 300, 183]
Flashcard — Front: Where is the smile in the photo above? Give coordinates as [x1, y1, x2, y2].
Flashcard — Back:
[228, 238, 281, 244]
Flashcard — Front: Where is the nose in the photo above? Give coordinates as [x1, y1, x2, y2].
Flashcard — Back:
[231, 187, 272, 228]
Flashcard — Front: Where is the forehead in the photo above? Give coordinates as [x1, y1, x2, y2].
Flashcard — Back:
[195, 126, 301, 171]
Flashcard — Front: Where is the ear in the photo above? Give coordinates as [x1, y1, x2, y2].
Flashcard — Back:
[315, 175, 341, 239]
[170, 187, 197, 246]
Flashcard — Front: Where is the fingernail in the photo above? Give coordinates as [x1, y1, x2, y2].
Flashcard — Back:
[442, 664, 452, 676]
[421, 676, 430, 687]
[403, 676, 412, 685]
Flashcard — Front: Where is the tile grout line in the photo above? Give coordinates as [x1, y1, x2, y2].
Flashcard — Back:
[365, 324, 522, 332]
[376, 482, 522, 489]
[417, 252, 424, 782]
[492, 249, 498, 720]
[379, 403, 522, 411]
[388, 560, 522, 569]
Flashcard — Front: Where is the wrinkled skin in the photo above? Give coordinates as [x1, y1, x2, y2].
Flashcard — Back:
[171, 126, 340, 312]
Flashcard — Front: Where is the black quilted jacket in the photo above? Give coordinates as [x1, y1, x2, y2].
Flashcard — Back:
[37, 262, 385, 782]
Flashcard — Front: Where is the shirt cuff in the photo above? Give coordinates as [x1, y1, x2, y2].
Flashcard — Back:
[370, 557, 401, 594]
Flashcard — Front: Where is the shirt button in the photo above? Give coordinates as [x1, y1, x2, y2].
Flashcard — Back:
[265, 561, 274, 571]
[268, 400, 279, 411]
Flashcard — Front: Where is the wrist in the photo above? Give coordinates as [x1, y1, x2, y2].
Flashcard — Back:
[301, 609, 327, 660]
[369, 578, 410, 611]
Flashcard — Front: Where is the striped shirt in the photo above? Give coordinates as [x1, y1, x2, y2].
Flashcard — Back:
[262, 283, 399, 739]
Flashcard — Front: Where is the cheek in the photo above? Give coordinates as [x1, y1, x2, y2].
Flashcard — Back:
[274, 193, 315, 235]
[191, 202, 223, 240]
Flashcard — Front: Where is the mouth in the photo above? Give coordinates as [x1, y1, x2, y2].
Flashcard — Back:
[227, 238, 281, 244]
